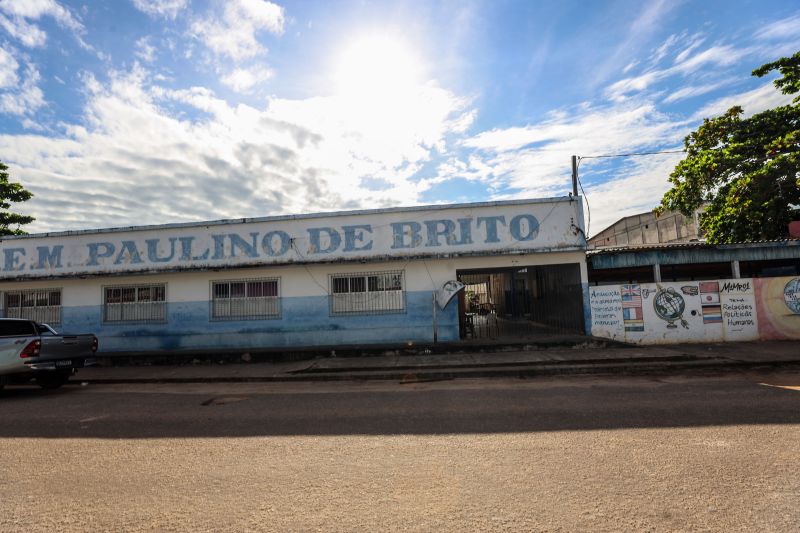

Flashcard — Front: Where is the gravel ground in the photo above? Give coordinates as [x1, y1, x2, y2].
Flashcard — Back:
[1, 373, 799, 531]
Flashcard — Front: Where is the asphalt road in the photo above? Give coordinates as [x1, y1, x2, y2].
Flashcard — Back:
[1, 371, 800, 532]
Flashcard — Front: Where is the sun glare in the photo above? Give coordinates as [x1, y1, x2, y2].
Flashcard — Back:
[334, 34, 422, 99]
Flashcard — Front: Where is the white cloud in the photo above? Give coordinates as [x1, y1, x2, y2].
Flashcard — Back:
[691, 81, 794, 120]
[191, 0, 285, 61]
[756, 14, 800, 40]
[673, 44, 746, 73]
[131, 0, 188, 19]
[622, 60, 639, 74]
[0, 12, 46, 46]
[220, 66, 274, 93]
[134, 36, 157, 62]
[674, 34, 705, 63]
[650, 33, 681, 64]
[0, 0, 86, 48]
[0, 45, 20, 88]
[425, 97, 698, 238]
[0, 43, 44, 118]
[0, 63, 45, 116]
[0, 63, 472, 232]
[606, 71, 663, 101]
[663, 80, 726, 103]
[591, 0, 680, 85]
[606, 44, 749, 101]
[0, 0, 82, 31]
[448, 101, 688, 204]
[439, 24, 797, 238]
[464, 104, 684, 154]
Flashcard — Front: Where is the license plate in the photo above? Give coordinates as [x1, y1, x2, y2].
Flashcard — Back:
[55, 360, 72, 368]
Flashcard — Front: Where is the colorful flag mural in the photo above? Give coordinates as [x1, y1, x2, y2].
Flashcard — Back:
[591, 276, 800, 344]
[699, 281, 722, 324]
[621, 284, 644, 332]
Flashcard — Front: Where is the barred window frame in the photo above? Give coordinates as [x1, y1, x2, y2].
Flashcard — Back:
[3, 288, 62, 325]
[329, 270, 406, 316]
[103, 283, 167, 324]
[210, 277, 281, 321]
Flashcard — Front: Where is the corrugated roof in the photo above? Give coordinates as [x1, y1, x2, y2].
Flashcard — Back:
[587, 239, 800, 255]
[0, 196, 574, 241]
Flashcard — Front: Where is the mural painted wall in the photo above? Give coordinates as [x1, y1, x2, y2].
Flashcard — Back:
[590, 276, 800, 344]
[755, 277, 800, 340]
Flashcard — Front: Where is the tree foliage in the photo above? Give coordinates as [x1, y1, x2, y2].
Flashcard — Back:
[0, 160, 35, 236]
[659, 51, 800, 243]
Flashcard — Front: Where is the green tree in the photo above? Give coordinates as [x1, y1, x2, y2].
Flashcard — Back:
[659, 51, 800, 243]
[0, 160, 35, 235]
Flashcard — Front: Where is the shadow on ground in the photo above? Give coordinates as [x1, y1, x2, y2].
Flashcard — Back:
[1, 372, 800, 439]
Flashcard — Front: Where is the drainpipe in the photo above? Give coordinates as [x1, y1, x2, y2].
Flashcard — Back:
[432, 292, 438, 343]
[653, 263, 662, 283]
[731, 260, 741, 279]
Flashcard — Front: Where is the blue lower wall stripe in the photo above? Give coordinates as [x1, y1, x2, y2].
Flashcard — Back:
[60, 291, 458, 352]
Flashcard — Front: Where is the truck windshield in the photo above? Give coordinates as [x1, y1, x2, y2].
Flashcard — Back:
[36, 323, 58, 335]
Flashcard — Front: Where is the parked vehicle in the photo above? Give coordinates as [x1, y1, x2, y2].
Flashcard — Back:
[0, 319, 98, 390]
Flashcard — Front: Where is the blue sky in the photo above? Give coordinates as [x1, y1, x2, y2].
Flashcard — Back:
[0, 0, 798, 235]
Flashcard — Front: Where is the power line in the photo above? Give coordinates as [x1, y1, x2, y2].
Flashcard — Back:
[579, 149, 686, 160]
[575, 158, 591, 238]
[571, 148, 685, 239]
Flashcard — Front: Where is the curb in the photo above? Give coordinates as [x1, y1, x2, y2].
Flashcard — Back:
[294, 354, 708, 374]
[92, 337, 626, 365]
[70, 359, 800, 385]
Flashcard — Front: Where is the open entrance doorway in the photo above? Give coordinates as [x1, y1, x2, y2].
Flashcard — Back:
[457, 263, 585, 340]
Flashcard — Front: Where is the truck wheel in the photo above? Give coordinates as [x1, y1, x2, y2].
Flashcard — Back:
[36, 371, 71, 390]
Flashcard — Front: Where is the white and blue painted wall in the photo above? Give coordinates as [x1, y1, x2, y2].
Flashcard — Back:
[0, 198, 589, 353]
[0, 251, 586, 353]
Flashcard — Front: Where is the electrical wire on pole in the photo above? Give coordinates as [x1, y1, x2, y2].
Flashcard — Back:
[570, 148, 686, 239]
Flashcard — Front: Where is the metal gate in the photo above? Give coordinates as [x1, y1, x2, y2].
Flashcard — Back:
[458, 263, 585, 340]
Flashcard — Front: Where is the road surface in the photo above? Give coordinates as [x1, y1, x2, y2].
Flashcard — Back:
[1, 371, 799, 531]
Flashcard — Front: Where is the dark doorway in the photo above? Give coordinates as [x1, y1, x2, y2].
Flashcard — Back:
[457, 263, 585, 340]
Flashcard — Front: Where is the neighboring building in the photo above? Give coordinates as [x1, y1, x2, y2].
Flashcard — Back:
[0, 197, 589, 353]
[587, 240, 800, 344]
[585, 207, 800, 345]
[586, 211, 800, 344]
[588, 240, 800, 285]
[589, 208, 703, 248]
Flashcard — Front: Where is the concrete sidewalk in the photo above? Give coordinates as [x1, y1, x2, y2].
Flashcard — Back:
[73, 340, 800, 384]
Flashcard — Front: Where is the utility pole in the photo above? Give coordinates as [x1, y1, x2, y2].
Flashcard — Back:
[571, 155, 579, 197]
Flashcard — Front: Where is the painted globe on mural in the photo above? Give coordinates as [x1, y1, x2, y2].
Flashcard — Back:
[784, 278, 800, 314]
[653, 288, 685, 322]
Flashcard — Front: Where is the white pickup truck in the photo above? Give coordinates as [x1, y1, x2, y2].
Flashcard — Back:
[0, 318, 98, 390]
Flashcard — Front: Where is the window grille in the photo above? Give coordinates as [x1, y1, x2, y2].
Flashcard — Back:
[329, 270, 405, 315]
[103, 284, 166, 323]
[211, 278, 280, 320]
[3, 288, 62, 325]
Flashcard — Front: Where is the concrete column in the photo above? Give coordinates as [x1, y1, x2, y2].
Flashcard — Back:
[731, 260, 741, 279]
[653, 263, 662, 283]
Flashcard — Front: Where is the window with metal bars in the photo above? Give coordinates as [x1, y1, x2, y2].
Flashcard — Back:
[103, 284, 166, 323]
[3, 288, 62, 325]
[329, 270, 405, 315]
[211, 278, 280, 320]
